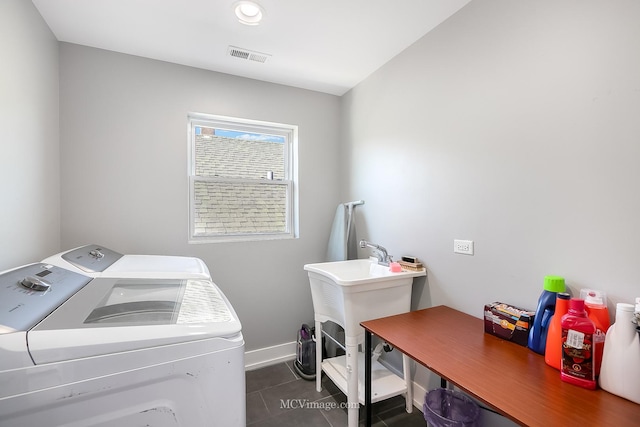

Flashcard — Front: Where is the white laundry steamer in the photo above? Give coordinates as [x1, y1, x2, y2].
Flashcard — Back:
[0, 247, 244, 427]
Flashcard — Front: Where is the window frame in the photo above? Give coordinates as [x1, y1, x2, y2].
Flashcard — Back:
[187, 113, 298, 243]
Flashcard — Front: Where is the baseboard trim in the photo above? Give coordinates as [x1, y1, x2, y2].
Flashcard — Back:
[245, 341, 297, 371]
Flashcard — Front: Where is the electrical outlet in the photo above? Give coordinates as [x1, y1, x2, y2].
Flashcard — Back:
[454, 239, 474, 255]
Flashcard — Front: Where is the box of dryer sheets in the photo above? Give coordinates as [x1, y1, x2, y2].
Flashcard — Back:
[483, 302, 535, 347]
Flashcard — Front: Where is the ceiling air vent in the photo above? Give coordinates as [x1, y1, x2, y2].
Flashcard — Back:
[228, 46, 271, 63]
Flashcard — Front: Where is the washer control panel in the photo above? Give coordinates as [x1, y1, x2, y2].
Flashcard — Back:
[61, 245, 123, 273]
[0, 264, 91, 333]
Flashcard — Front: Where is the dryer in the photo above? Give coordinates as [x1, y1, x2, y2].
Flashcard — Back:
[0, 262, 245, 427]
[41, 244, 211, 279]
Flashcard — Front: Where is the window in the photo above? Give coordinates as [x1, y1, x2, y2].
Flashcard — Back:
[188, 113, 298, 243]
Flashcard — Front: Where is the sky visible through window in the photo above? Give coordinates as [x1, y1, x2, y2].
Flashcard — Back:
[195, 126, 285, 143]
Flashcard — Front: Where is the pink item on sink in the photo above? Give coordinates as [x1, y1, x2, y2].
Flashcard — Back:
[389, 262, 402, 272]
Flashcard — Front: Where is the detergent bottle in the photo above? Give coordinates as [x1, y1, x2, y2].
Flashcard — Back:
[598, 302, 640, 404]
[544, 292, 571, 370]
[580, 289, 610, 376]
[561, 298, 597, 390]
[528, 275, 566, 354]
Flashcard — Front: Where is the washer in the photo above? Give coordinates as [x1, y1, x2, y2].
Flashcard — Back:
[0, 261, 245, 427]
[41, 244, 211, 279]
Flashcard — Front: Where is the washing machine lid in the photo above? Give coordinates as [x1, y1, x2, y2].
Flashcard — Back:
[42, 244, 211, 279]
[0, 264, 91, 334]
[102, 255, 211, 279]
[27, 277, 242, 364]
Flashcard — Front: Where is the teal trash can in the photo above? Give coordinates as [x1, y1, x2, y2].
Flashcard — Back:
[423, 388, 480, 427]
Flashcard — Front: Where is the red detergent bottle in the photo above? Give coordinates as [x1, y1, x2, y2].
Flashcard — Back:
[561, 298, 597, 389]
[581, 289, 610, 376]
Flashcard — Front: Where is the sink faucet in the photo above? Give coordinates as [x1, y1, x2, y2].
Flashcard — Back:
[359, 240, 393, 266]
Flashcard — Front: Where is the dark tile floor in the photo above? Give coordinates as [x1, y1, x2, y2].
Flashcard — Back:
[246, 361, 426, 427]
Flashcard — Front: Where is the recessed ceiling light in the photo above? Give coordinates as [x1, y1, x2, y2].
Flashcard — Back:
[234, 1, 264, 26]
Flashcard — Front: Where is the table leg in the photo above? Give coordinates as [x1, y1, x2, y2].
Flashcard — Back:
[365, 330, 372, 427]
[403, 353, 413, 413]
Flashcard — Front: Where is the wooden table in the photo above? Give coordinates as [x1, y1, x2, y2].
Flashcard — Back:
[361, 305, 639, 426]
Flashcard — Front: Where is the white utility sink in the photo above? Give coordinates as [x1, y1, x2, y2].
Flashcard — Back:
[304, 258, 425, 287]
[304, 259, 425, 337]
[304, 259, 426, 427]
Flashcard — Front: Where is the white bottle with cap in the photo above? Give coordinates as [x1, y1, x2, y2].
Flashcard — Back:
[598, 302, 640, 404]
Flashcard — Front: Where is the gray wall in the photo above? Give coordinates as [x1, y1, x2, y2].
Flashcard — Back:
[59, 44, 342, 351]
[345, 1, 639, 325]
[344, 2, 640, 417]
[0, 0, 60, 270]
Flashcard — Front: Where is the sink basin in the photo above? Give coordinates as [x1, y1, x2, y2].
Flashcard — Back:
[304, 259, 425, 333]
[304, 259, 425, 289]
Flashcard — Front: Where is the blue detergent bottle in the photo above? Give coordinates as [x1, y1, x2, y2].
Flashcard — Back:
[528, 275, 566, 354]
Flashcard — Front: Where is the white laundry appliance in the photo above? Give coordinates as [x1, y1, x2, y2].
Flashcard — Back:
[41, 244, 211, 279]
[0, 261, 245, 427]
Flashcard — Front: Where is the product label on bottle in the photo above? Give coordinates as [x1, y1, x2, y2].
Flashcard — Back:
[561, 329, 594, 381]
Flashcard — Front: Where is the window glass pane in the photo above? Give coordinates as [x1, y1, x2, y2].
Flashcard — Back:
[193, 181, 287, 235]
[195, 129, 285, 180]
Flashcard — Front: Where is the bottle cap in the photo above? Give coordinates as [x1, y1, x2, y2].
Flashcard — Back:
[617, 303, 635, 312]
[557, 292, 571, 300]
[569, 298, 585, 312]
[580, 288, 606, 306]
[543, 275, 566, 293]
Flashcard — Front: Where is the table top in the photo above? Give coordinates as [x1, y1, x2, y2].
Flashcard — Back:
[361, 305, 639, 427]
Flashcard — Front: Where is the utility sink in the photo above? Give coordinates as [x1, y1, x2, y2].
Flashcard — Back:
[304, 258, 426, 427]
[304, 259, 425, 335]
[304, 258, 425, 287]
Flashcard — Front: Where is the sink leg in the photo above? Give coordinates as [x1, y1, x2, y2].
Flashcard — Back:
[346, 338, 359, 427]
[315, 320, 322, 393]
[403, 354, 413, 413]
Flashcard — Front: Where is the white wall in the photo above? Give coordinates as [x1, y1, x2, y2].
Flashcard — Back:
[0, 0, 60, 270]
[343, 0, 640, 407]
[59, 44, 342, 352]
